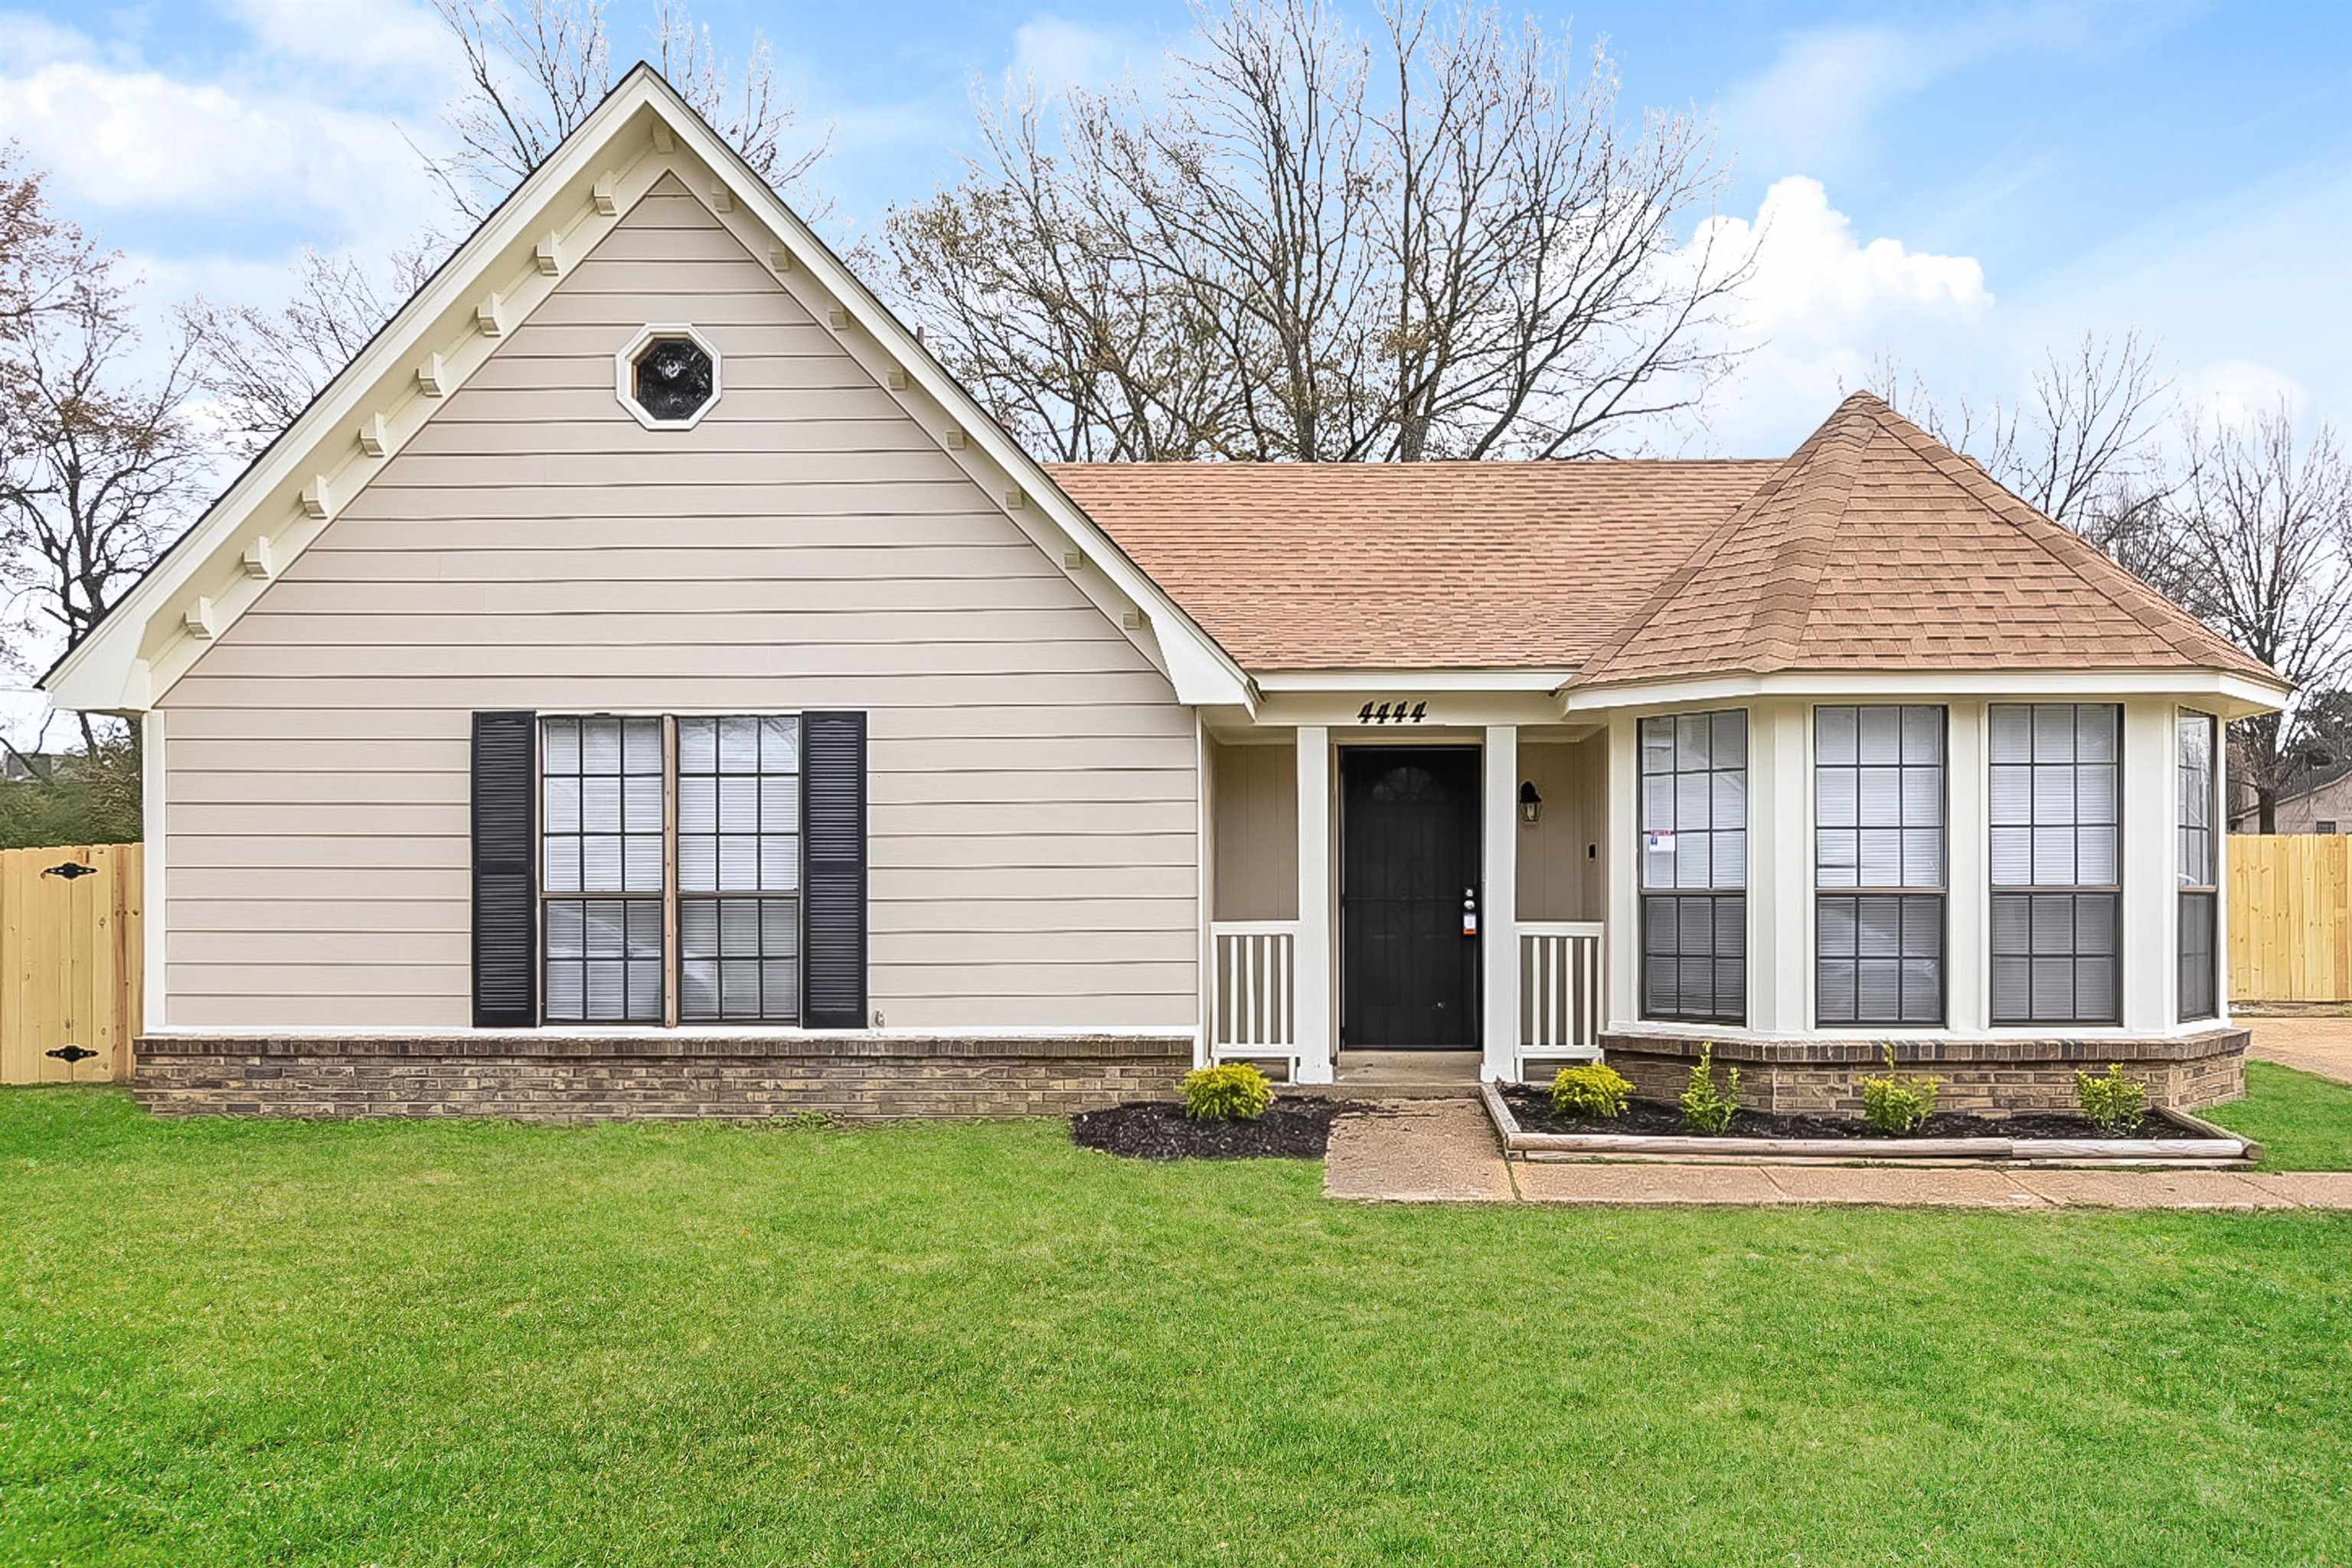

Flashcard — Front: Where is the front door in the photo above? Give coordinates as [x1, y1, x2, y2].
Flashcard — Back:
[1341, 746, 1481, 1047]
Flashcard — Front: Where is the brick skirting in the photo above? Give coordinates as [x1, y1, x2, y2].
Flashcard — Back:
[1596, 1028, 2250, 1115]
[132, 1032, 1191, 1121]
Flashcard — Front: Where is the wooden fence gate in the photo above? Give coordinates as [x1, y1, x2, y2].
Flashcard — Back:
[0, 843, 142, 1084]
[2229, 835, 2352, 1004]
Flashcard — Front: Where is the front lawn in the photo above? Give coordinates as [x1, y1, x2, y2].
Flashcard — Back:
[2200, 1060, 2352, 1170]
[4, 1089, 2350, 1566]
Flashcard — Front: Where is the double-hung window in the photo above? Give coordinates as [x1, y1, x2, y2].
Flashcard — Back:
[1638, 710, 1747, 1024]
[2177, 712, 2219, 1021]
[541, 717, 666, 1022]
[537, 714, 805, 1025]
[1815, 705, 1946, 1025]
[1989, 703, 2122, 1025]
[678, 716, 803, 1022]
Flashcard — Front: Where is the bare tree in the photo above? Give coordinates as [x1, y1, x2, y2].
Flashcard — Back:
[419, 0, 831, 224]
[2155, 405, 2352, 832]
[0, 175, 206, 750]
[1868, 329, 2174, 545]
[2, 147, 90, 332]
[888, 0, 1753, 463]
[178, 240, 442, 459]
[184, 1, 832, 460]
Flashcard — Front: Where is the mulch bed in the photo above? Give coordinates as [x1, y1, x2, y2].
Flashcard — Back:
[1500, 1086, 2158, 1142]
[1072, 1099, 1376, 1160]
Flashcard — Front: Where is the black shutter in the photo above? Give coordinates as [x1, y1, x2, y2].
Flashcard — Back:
[472, 710, 537, 1027]
[801, 710, 867, 1028]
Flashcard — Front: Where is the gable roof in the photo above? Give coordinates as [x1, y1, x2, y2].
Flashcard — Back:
[1049, 459, 1775, 671]
[43, 64, 1250, 713]
[1574, 393, 2276, 688]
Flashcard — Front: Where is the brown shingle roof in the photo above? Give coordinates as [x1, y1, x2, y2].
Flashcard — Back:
[1576, 394, 2276, 687]
[1047, 394, 2279, 685]
[1048, 459, 1776, 670]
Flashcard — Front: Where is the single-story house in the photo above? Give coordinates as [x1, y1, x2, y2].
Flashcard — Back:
[44, 67, 2286, 1120]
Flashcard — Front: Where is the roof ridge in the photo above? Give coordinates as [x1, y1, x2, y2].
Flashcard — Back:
[1850, 397, 2273, 679]
[1746, 410, 1874, 671]
[1570, 397, 1878, 685]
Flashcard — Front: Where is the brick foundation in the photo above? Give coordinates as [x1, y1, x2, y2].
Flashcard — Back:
[132, 1033, 1191, 1121]
[1596, 1029, 2249, 1116]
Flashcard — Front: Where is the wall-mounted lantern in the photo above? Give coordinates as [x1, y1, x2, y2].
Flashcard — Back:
[1518, 780, 1543, 824]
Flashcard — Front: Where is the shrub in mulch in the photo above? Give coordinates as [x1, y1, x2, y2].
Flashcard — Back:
[1072, 1099, 1375, 1160]
[1498, 1085, 2151, 1142]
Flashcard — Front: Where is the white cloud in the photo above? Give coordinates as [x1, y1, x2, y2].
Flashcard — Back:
[0, 57, 443, 253]
[215, 0, 456, 79]
[1716, 8, 2107, 182]
[1008, 14, 1145, 98]
[2180, 360, 2307, 431]
[1683, 176, 1994, 453]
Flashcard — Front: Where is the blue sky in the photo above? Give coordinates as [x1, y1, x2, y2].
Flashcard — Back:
[3, 0, 2348, 462]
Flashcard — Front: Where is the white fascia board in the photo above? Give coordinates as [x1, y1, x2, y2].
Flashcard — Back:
[45, 66, 1253, 716]
[1253, 668, 1576, 693]
[645, 77, 1253, 711]
[44, 83, 683, 714]
[1564, 666, 2292, 719]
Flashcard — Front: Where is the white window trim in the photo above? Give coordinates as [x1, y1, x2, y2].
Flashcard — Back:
[614, 322, 723, 430]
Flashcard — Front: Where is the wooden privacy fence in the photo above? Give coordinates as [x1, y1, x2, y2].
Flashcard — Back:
[2230, 835, 2352, 1004]
[0, 843, 142, 1084]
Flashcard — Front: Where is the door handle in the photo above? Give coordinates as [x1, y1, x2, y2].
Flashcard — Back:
[1462, 887, 1478, 937]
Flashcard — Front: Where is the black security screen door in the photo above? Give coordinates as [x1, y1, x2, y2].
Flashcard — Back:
[1341, 747, 1481, 1048]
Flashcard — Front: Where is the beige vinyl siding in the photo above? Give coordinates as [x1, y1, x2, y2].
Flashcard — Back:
[1517, 737, 1607, 922]
[159, 175, 1197, 1032]
[1209, 739, 1298, 922]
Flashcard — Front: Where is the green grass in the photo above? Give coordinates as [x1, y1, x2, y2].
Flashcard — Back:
[2200, 1060, 2352, 1170]
[4, 1090, 2351, 1566]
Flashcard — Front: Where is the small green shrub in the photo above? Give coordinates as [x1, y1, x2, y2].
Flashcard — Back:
[1184, 1063, 1273, 1122]
[788, 1110, 831, 1131]
[1550, 1063, 1634, 1119]
[1857, 1045, 1942, 1135]
[1678, 1045, 1741, 1134]
[2075, 1063, 2148, 1135]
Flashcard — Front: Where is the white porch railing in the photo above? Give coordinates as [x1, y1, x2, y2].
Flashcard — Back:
[1210, 920, 1298, 1058]
[1520, 920, 1603, 1054]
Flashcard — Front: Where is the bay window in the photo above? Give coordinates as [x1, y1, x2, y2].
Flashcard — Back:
[1815, 705, 1946, 1025]
[1638, 710, 1747, 1024]
[1989, 703, 2122, 1025]
[2178, 711, 2219, 1021]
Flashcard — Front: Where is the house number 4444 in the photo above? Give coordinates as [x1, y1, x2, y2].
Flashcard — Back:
[1357, 700, 1428, 725]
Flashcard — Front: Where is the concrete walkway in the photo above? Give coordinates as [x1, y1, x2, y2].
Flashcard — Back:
[1323, 1095, 2352, 1209]
[2245, 1014, 2352, 1085]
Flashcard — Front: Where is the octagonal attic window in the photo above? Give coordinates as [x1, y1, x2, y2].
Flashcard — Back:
[615, 324, 720, 429]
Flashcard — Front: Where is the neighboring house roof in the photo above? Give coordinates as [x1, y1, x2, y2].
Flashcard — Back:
[1048, 459, 1776, 671]
[1062, 394, 2279, 688]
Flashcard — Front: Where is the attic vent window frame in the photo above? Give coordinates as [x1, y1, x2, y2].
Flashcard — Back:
[615, 322, 721, 430]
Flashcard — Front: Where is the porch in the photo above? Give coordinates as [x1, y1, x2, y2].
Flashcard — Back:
[1202, 718, 1607, 1086]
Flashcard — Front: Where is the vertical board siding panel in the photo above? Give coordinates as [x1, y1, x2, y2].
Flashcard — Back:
[2226, 835, 2352, 1004]
[0, 844, 140, 1083]
[152, 175, 1198, 1032]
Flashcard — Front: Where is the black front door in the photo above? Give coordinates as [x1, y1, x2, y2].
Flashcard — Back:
[1341, 746, 1481, 1047]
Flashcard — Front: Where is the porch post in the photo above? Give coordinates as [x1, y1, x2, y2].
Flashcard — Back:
[1482, 724, 1520, 1081]
[1294, 725, 1335, 1083]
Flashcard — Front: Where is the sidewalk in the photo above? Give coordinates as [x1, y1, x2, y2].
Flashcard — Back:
[2244, 1014, 2352, 1085]
[1323, 1097, 2352, 1209]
